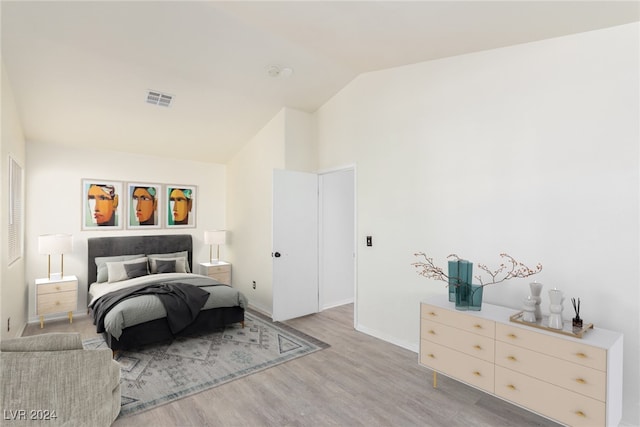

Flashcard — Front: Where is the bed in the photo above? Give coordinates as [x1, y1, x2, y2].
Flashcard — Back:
[87, 234, 247, 351]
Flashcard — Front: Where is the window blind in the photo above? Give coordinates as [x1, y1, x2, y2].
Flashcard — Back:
[8, 156, 23, 264]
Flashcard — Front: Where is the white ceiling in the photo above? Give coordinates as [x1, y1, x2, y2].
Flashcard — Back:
[2, 1, 638, 163]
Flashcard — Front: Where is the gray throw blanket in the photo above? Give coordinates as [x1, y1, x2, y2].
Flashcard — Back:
[92, 282, 210, 335]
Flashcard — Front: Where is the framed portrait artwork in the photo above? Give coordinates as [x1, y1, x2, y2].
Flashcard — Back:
[166, 185, 196, 228]
[82, 179, 123, 230]
[126, 182, 162, 229]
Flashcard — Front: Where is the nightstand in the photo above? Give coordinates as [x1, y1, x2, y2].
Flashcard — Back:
[35, 275, 78, 328]
[199, 262, 231, 285]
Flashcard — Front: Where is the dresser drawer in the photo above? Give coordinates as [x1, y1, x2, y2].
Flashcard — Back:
[421, 318, 494, 362]
[37, 291, 77, 315]
[421, 304, 494, 338]
[420, 340, 494, 393]
[496, 323, 606, 371]
[37, 280, 77, 295]
[495, 341, 606, 401]
[496, 366, 605, 427]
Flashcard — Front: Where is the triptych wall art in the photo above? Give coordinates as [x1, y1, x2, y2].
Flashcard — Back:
[81, 179, 197, 230]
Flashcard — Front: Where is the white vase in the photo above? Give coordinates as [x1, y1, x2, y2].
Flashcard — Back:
[522, 296, 537, 323]
[529, 281, 543, 320]
[548, 288, 564, 329]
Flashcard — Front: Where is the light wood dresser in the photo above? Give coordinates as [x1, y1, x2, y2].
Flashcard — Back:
[420, 296, 623, 427]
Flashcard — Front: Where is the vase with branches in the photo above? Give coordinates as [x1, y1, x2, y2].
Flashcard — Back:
[412, 252, 543, 310]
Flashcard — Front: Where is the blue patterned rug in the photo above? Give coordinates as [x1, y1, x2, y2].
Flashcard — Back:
[83, 309, 329, 418]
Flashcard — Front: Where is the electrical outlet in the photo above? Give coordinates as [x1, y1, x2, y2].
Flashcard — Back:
[252, 281, 256, 290]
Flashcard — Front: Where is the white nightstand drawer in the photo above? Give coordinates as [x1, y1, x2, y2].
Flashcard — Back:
[200, 262, 231, 285]
[37, 280, 77, 295]
[37, 291, 77, 315]
[211, 273, 231, 284]
[205, 265, 229, 274]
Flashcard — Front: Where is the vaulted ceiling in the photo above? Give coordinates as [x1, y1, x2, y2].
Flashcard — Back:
[2, 1, 638, 163]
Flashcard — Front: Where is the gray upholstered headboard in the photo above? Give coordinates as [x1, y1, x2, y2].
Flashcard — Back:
[87, 234, 193, 286]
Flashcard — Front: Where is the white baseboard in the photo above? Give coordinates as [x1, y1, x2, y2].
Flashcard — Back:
[355, 323, 418, 353]
[248, 303, 272, 319]
[321, 298, 354, 311]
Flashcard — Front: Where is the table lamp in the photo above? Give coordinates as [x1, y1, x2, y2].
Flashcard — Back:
[204, 230, 226, 264]
[38, 234, 73, 279]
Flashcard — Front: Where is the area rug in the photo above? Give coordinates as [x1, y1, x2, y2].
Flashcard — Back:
[83, 309, 329, 418]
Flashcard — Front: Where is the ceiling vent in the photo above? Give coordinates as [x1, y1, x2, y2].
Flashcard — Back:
[146, 90, 173, 107]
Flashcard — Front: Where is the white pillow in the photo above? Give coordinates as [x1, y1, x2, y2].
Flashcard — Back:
[106, 257, 148, 283]
[95, 254, 144, 283]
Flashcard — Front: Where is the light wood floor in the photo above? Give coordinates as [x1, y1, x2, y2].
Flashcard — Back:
[23, 305, 561, 427]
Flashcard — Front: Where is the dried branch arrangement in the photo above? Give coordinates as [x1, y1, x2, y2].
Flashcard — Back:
[412, 252, 542, 288]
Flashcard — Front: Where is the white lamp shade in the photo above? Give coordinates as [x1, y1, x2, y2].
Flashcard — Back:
[38, 234, 73, 255]
[204, 230, 226, 245]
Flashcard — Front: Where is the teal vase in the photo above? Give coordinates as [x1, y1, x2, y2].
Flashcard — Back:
[455, 283, 483, 311]
[449, 259, 473, 303]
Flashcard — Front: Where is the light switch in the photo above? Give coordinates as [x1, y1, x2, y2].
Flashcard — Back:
[366, 236, 372, 246]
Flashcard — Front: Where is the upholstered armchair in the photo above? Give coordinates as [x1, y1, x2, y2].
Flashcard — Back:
[1, 333, 120, 426]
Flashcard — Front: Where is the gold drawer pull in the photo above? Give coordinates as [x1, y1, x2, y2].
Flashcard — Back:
[428, 330, 436, 335]
[55, 286, 61, 290]
[575, 378, 587, 384]
[575, 352, 588, 358]
[428, 353, 435, 359]
[473, 371, 482, 377]
[473, 324, 483, 329]
[55, 301, 60, 306]
[473, 345, 482, 350]
[428, 311, 437, 317]
[507, 356, 518, 362]
[575, 411, 586, 418]
[507, 384, 517, 390]
[508, 333, 518, 339]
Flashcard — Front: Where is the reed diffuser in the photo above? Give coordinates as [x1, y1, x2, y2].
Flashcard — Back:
[571, 297, 583, 328]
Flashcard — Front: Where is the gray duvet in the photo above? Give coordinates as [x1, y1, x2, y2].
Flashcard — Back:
[88, 273, 247, 339]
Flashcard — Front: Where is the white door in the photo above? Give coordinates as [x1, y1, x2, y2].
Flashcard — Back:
[272, 169, 319, 321]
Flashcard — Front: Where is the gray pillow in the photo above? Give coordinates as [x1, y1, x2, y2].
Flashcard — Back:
[155, 259, 176, 274]
[106, 257, 148, 283]
[149, 257, 186, 274]
[95, 254, 145, 283]
[124, 260, 150, 279]
[147, 251, 190, 273]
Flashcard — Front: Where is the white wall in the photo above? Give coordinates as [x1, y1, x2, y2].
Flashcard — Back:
[319, 168, 355, 309]
[25, 142, 226, 321]
[226, 107, 315, 314]
[1, 61, 27, 339]
[227, 109, 286, 314]
[285, 108, 316, 172]
[315, 23, 639, 425]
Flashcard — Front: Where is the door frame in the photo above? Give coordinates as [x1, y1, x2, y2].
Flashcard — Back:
[318, 164, 357, 329]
